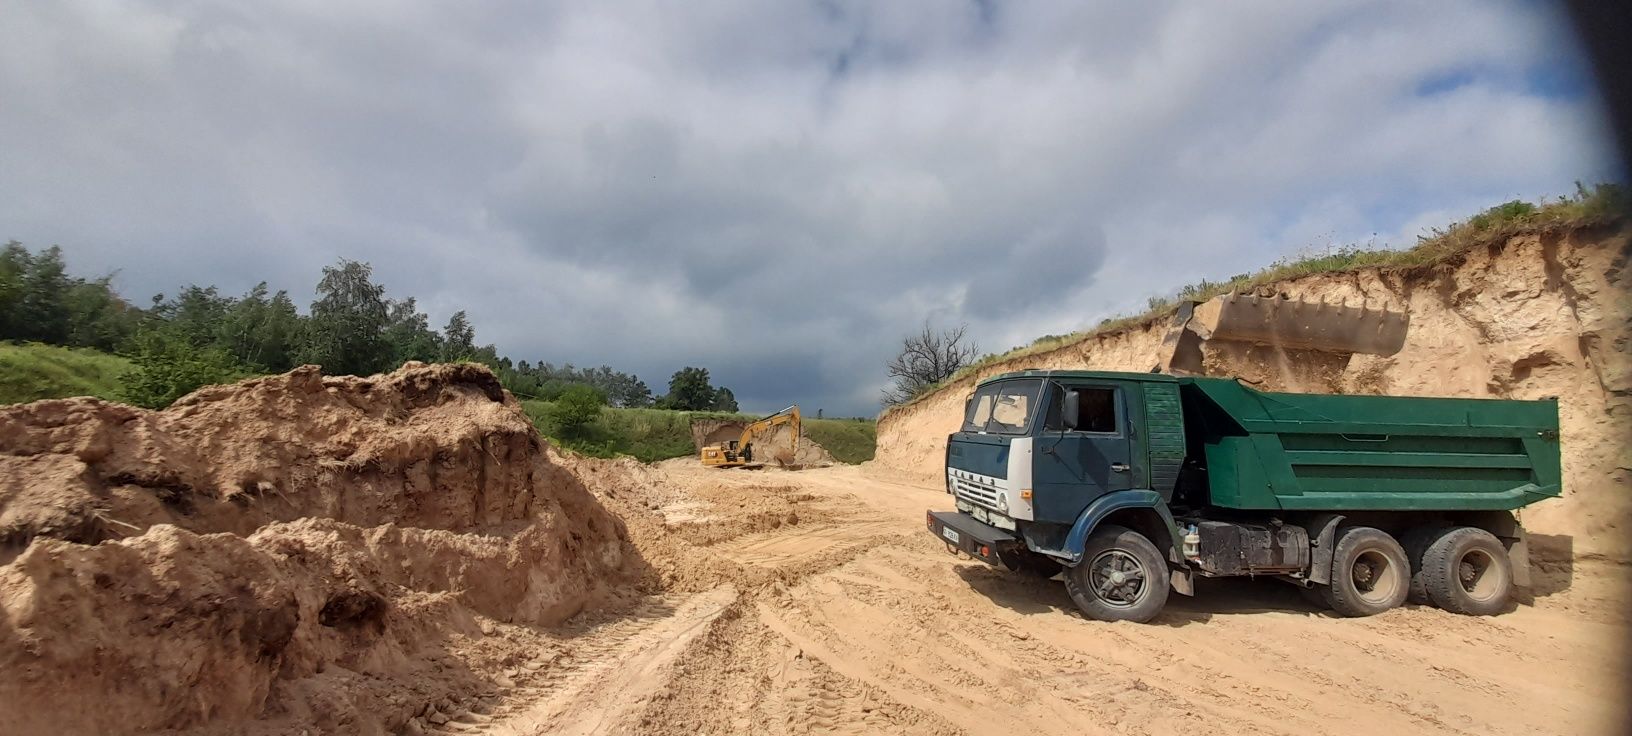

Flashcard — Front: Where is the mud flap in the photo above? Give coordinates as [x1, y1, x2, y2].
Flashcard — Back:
[1304, 514, 1345, 586]
[1509, 527, 1533, 588]
[1169, 567, 1195, 596]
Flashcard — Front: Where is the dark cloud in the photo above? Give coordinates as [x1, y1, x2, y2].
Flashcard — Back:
[0, 1, 1613, 416]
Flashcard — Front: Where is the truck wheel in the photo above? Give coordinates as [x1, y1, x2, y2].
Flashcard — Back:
[1320, 526, 1409, 617]
[1422, 527, 1512, 616]
[1399, 525, 1450, 605]
[1064, 525, 1169, 623]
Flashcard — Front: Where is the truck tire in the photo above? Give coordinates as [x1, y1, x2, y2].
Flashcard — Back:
[1064, 525, 1170, 623]
[1399, 525, 1450, 605]
[1320, 526, 1410, 617]
[1421, 527, 1512, 616]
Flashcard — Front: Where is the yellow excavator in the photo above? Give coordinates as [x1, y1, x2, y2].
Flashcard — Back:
[700, 405, 800, 469]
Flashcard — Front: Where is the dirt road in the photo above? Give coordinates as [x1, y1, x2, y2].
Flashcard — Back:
[431, 463, 1628, 736]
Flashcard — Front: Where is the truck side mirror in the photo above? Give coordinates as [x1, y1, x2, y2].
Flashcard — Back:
[1062, 390, 1081, 430]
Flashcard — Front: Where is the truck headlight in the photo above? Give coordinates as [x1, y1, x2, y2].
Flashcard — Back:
[998, 493, 1009, 512]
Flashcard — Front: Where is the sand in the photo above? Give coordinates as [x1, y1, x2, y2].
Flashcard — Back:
[0, 363, 639, 735]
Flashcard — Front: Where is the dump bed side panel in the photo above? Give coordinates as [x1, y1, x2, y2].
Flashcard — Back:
[1180, 378, 1562, 511]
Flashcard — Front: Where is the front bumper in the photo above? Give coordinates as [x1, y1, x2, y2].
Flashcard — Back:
[926, 510, 1023, 567]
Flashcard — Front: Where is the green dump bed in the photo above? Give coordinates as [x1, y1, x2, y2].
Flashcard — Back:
[1179, 377, 1562, 511]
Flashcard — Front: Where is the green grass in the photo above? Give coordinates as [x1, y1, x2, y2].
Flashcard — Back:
[522, 401, 746, 461]
[0, 342, 133, 405]
[884, 183, 1629, 417]
[804, 417, 876, 464]
[522, 400, 878, 464]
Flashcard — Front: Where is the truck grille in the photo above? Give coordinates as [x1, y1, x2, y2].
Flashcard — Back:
[952, 474, 1001, 509]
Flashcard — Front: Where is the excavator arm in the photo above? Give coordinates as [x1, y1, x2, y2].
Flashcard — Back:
[737, 405, 800, 462]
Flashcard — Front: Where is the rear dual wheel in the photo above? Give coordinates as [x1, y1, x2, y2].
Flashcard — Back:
[1419, 527, 1512, 616]
[1319, 525, 1513, 617]
[1321, 526, 1410, 617]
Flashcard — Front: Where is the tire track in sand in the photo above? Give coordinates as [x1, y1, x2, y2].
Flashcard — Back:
[422, 586, 738, 736]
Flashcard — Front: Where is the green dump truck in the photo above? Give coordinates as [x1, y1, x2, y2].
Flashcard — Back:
[926, 369, 1561, 623]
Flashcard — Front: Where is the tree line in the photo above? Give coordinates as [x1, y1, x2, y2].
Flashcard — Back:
[0, 241, 738, 411]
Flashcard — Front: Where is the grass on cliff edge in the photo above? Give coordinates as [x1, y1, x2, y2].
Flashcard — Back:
[803, 417, 876, 464]
[522, 401, 876, 464]
[888, 183, 1629, 415]
[0, 341, 133, 405]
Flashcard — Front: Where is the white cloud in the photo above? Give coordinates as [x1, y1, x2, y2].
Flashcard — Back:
[0, 0, 1615, 415]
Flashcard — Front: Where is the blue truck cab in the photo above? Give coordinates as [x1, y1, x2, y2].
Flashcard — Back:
[928, 370, 1189, 622]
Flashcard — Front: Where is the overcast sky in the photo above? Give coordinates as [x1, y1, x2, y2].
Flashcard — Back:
[0, 1, 1617, 416]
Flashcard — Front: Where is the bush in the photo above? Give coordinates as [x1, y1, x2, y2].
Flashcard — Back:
[550, 384, 606, 437]
[120, 330, 247, 409]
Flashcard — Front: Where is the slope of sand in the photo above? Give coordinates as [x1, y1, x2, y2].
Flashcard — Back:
[0, 363, 641, 735]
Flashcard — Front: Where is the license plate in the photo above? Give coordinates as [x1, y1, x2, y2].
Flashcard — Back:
[941, 526, 961, 544]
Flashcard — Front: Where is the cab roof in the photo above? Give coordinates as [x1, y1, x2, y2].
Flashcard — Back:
[975, 369, 1179, 387]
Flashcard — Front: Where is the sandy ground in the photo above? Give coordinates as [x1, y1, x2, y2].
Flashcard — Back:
[429, 463, 1631, 736]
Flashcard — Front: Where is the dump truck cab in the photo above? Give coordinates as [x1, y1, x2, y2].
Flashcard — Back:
[935, 370, 1185, 575]
[928, 368, 1561, 623]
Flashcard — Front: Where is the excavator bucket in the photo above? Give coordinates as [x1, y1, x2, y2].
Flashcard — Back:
[1159, 292, 1409, 375]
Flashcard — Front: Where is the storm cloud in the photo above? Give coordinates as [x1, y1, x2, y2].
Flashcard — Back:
[0, 1, 1614, 415]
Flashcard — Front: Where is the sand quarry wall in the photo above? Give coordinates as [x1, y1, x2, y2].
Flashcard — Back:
[876, 224, 1632, 559]
[0, 363, 642, 735]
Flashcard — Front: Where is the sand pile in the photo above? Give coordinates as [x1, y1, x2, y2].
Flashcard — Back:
[0, 363, 640, 735]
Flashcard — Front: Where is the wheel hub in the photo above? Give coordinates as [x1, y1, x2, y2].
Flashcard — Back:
[1088, 550, 1146, 608]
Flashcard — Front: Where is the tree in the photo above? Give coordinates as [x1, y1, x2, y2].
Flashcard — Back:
[153, 285, 233, 349]
[440, 310, 476, 361]
[610, 373, 654, 408]
[711, 386, 738, 412]
[65, 276, 138, 352]
[217, 283, 303, 371]
[383, 297, 441, 365]
[882, 321, 978, 405]
[662, 366, 719, 410]
[299, 259, 391, 376]
[550, 384, 605, 436]
[0, 241, 31, 339]
[16, 245, 71, 344]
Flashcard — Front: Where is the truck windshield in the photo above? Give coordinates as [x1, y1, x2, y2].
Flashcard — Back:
[961, 379, 1042, 434]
